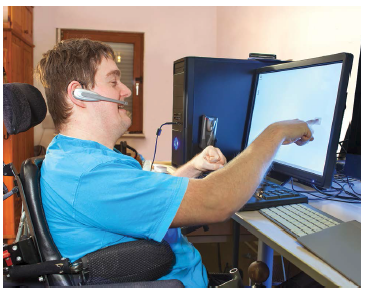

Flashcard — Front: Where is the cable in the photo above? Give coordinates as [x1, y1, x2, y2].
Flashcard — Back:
[334, 174, 361, 199]
[290, 177, 360, 203]
[126, 144, 138, 159]
[290, 178, 340, 197]
[151, 122, 181, 171]
[346, 176, 361, 196]
[310, 183, 343, 197]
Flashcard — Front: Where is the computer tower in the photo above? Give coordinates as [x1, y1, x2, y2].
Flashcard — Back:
[172, 56, 285, 167]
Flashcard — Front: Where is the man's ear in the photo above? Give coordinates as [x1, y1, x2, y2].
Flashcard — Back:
[67, 81, 86, 108]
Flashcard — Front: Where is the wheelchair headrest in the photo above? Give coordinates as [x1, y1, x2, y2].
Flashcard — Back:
[3, 83, 47, 135]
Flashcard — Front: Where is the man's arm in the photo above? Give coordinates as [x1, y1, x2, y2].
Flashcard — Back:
[171, 119, 316, 227]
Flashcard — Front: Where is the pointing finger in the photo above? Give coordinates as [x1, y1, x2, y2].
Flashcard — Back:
[307, 118, 321, 125]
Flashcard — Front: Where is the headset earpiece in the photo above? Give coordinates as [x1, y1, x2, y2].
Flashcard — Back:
[72, 89, 128, 106]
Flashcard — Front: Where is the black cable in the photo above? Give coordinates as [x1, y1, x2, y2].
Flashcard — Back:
[290, 178, 341, 196]
[126, 144, 138, 159]
[311, 183, 343, 197]
[290, 177, 360, 203]
[339, 185, 361, 200]
[346, 175, 361, 196]
[151, 122, 181, 171]
[334, 174, 361, 199]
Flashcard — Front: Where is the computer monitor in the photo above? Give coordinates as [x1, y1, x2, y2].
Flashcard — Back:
[344, 52, 361, 179]
[243, 53, 353, 188]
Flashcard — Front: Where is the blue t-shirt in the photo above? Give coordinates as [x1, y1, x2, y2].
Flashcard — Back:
[41, 134, 208, 288]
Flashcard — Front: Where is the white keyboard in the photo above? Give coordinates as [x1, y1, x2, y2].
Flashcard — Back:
[259, 203, 343, 238]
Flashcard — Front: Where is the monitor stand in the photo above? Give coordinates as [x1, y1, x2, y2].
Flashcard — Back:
[266, 170, 292, 186]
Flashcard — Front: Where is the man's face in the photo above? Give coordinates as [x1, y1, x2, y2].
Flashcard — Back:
[91, 57, 132, 136]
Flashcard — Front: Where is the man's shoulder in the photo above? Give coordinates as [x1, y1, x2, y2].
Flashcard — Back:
[43, 135, 140, 175]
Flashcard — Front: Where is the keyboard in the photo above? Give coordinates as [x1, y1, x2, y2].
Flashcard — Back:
[259, 203, 343, 238]
[239, 180, 308, 211]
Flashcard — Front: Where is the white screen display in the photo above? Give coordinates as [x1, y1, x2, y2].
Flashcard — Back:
[247, 62, 343, 176]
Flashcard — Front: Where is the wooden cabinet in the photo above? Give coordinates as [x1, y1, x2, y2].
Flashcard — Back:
[5, 6, 33, 45]
[22, 7, 33, 45]
[8, 7, 23, 36]
[3, 6, 34, 244]
[23, 42, 33, 84]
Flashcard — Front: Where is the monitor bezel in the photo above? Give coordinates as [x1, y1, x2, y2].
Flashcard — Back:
[242, 53, 354, 188]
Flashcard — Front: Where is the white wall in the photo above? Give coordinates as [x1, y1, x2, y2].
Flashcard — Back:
[217, 6, 361, 142]
[33, 6, 217, 161]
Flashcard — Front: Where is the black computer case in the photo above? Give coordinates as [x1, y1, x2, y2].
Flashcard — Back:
[171, 57, 285, 167]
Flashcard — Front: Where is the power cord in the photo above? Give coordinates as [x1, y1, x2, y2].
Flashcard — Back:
[151, 122, 181, 171]
[290, 177, 361, 204]
[335, 174, 361, 196]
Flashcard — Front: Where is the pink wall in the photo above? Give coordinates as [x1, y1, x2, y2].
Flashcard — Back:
[217, 6, 361, 141]
[33, 6, 217, 161]
[33, 6, 361, 162]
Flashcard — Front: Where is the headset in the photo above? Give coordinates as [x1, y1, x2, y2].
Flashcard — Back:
[73, 89, 128, 106]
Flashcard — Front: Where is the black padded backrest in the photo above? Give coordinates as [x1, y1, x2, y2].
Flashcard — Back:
[81, 240, 176, 285]
[19, 156, 74, 286]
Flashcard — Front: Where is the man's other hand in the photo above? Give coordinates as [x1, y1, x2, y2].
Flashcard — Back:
[192, 146, 227, 172]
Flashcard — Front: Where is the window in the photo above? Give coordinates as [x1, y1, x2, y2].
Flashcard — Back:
[59, 29, 144, 133]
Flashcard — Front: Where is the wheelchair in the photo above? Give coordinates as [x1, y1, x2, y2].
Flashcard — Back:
[4, 156, 264, 288]
[3, 83, 269, 288]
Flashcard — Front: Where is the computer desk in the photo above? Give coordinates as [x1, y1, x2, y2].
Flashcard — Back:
[232, 180, 361, 288]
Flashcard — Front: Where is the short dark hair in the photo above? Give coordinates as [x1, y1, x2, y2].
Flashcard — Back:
[35, 38, 115, 132]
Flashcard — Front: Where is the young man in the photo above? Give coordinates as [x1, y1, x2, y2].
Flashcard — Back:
[36, 39, 316, 288]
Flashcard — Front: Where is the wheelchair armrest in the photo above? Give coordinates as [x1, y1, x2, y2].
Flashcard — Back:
[4, 239, 176, 287]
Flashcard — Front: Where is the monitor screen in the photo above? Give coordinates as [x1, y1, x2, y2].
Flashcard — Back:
[244, 53, 353, 188]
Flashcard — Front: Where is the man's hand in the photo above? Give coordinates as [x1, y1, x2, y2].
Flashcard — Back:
[172, 146, 227, 178]
[271, 119, 319, 146]
[192, 146, 227, 172]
